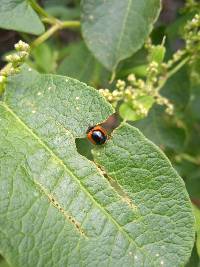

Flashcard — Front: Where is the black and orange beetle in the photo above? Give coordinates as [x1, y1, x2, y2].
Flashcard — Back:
[86, 125, 108, 145]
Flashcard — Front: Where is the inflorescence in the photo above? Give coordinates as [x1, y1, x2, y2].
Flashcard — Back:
[0, 40, 30, 94]
[100, 13, 200, 121]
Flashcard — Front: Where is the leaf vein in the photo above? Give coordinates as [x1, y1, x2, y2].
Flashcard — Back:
[2, 102, 146, 251]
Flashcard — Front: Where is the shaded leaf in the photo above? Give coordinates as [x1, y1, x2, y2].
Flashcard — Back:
[58, 41, 109, 86]
[134, 106, 186, 151]
[0, 0, 44, 35]
[31, 43, 55, 73]
[193, 204, 200, 258]
[81, 0, 161, 71]
[185, 244, 200, 267]
[166, 12, 196, 41]
[76, 138, 93, 160]
[186, 175, 200, 199]
[58, 42, 96, 83]
[175, 160, 200, 199]
[162, 67, 190, 111]
[45, 6, 80, 20]
[187, 85, 200, 121]
[117, 49, 148, 78]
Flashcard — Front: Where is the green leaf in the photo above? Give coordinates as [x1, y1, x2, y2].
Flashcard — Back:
[76, 138, 93, 160]
[0, 67, 194, 266]
[117, 48, 148, 78]
[119, 96, 154, 122]
[31, 43, 55, 73]
[93, 123, 194, 266]
[162, 67, 190, 111]
[119, 103, 140, 121]
[120, 65, 148, 78]
[186, 244, 200, 267]
[148, 45, 166, 65]
[186, 174, 200, 199]
[0, 0, 44, 35]
[166, 12, 196, 42]
[57, 42, 110, 86]
[43, 0, 72, 7]
[134, 106, 186, 151]
[45, 5, 80, 20]
[175, 160, 200, 199]
[187, 85, 200, 121]
[81, 0, 161, 71]
[57, 42, 97, 83]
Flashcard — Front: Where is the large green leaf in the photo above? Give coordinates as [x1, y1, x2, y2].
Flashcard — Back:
[0, 67, 194, 266]
[93, 124, 195, 266]
[81, 0, 161, 71]
[0, 0, 44, 35]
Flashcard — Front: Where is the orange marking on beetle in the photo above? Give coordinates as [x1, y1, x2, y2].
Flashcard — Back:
[86, 125, 108, 145]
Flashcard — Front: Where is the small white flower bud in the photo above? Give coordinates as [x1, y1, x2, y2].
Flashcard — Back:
[15, 40, 30, 52]
[0, 75, 6, 83]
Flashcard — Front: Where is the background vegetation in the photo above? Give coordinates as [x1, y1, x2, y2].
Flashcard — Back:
[0, 0, 200, 266]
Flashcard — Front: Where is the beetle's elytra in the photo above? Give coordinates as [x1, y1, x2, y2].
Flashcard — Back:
[87, 125, 108, 145]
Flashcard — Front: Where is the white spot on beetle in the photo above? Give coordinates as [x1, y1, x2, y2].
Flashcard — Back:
[48, 86, 52, 91]
[75, 96, 80, 100]
[37, 92, 42, 96]
[32, 110, 36, 114]
[160, 261, 164, 265]
[28, 68, 32, 72]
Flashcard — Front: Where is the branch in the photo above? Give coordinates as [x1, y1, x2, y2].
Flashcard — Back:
[31, 20, 80, 48]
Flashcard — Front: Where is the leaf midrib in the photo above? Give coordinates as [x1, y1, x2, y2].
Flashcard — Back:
[1, 101, 144, 252]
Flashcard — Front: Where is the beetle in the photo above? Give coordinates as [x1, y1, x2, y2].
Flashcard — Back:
[86, 125, 108, 145]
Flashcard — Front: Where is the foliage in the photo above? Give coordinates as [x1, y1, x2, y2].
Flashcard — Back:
[0, 0, 200, 266]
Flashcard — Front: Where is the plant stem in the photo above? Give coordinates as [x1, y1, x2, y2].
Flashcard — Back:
[167, 56, 190, 80]
[31, 20, 80, 48]
[176, 153, 200, 165]
[158, 56, 190, 91]
[61, 20, 81, 28]
[29, 0, 52, 19]
[29, 0, 80, 48]
[31, 24, 60, 48]
[42, 18, 81, 28]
